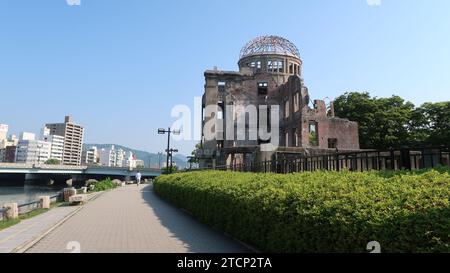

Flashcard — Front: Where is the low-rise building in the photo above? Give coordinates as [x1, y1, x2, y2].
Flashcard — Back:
[82, 146, 99, 165]
[0, 145, 17, 163]
[123, 151, 145, 168]
[99, 146, 142, 168]
[16, 135, 51, 164]
[134, 159, 145, 168]
[99, 146, 117, 167]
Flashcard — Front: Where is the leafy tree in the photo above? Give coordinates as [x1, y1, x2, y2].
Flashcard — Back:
[188, 143, 202, 166]
[45, 159, 61, 165]
[334, 92, 415, 149]
[412, 102, 450, 147]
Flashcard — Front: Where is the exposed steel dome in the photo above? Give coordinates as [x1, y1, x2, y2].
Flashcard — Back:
[239, 35, 300, 60]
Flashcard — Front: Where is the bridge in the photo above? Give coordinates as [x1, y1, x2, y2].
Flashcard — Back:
[0, 163, 162, 186]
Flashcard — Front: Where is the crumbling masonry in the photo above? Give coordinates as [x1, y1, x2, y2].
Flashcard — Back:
[198, 36, 359, 168]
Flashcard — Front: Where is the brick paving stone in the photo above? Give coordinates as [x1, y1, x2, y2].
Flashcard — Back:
[27, 184, 250, 253]
[0, 206, 78, 253]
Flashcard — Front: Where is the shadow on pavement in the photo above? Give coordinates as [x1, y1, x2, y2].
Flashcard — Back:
[140, 184, 251, 253]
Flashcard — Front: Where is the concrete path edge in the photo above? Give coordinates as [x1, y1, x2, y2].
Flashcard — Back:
[11, 191, 104, 253]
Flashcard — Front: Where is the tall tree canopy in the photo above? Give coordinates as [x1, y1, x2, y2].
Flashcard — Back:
[413, 102, 450, 147]
[334, 92, 449, 149]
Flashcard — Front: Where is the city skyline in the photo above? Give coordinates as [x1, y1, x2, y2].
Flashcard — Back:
[1, 0, 449, 155]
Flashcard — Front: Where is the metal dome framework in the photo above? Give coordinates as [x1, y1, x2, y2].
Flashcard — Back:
[239, 35, 300, 60]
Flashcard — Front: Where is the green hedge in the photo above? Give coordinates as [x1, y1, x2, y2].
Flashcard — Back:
[154, 169, 450, 253]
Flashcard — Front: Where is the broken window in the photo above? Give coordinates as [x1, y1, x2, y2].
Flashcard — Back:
[294, 92, 300, 112]
[258, 82, 268, 95]
[294, 64, 299, 75]
[278, 61, 284, 73]
[267, 60, 284, 73]
[218, 81, 226, 93]
[309, 121, 319, 146]
[328, 138, 338, 149]
[284, 100, 290, 118]
[267, 60, 273, 72]
[217, 141, 224, 148]
[249, 61, 262, 72]
[217, 101, 224, 120]
[249, 61, 260, 68]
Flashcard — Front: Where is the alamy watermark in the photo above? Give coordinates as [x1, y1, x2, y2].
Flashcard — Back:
[170, 97, 280, 151]
[367, 241, 381, 253]
[66, 241, 81, 253]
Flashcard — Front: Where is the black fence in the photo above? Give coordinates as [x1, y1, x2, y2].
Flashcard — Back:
[204, 148, 450, 174]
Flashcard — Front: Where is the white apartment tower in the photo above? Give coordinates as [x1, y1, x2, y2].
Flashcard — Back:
[82, 146, 99, 165]
[45, 116, 84, 166]
[41, 127, 65, 163]
[99, 146, 117, 167]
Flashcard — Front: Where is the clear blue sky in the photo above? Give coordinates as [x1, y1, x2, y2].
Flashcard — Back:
[1, 0, 449, 155]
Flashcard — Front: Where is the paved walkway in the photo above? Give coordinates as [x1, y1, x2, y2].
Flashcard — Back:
[26, 185, 250, 253]
[0, 206, 79, 253]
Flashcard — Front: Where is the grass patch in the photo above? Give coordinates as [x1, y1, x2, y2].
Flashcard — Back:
[0, 201, 65, 231]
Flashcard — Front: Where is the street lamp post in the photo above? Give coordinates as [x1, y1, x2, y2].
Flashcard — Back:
[157, 128, 180, 173]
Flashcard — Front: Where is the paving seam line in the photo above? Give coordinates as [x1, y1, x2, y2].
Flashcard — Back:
[11, 191, 105, 253]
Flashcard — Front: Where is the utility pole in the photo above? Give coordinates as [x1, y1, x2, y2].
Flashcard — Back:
[166, 148, 179, 171]
[157, 128, 180, 173]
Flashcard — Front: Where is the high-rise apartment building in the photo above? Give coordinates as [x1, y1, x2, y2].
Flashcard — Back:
[45, 116, 84, 166]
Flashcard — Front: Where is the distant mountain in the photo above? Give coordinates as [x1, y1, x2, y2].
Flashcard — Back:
[83, 144, 188, 169]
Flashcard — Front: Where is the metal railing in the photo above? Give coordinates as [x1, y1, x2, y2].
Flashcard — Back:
[0, 208, 6, 221]
[17, 193, 62, 214]
[1, 192, 62, 221]
[189, 147, 450, 174]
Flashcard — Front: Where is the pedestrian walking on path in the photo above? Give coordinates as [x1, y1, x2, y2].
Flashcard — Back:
[136, 171, 142, 186]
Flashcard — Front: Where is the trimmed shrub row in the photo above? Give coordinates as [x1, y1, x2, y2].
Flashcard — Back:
[154, 169, 450, 253]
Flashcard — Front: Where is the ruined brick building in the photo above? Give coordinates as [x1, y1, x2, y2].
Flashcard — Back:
[198, 36, 359, 168]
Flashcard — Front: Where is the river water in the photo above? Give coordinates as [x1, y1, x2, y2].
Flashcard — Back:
[0, 185, 64, 206]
